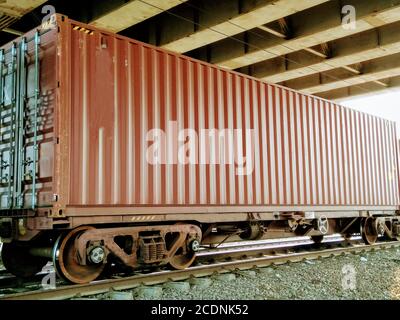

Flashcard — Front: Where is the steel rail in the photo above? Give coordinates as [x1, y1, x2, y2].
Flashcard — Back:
[0, 234, 349, 289]
[1, 240, 399, 300]
[197, 234, 354, 259]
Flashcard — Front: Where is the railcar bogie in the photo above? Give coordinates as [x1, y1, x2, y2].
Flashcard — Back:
[2, 213, 400, 283]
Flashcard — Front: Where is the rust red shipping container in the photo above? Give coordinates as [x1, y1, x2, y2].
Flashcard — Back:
[1, 15, 398, 214]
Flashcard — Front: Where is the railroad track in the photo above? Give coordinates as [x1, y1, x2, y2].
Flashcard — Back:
[197, 234, 355, 260]
[1, 237, 398, 300]
[0, 235, 346, 291]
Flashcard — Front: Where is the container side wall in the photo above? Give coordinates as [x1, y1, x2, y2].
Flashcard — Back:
[65, 20, 399, 208]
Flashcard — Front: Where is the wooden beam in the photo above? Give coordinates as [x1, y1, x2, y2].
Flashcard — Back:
[304, 47, 328, 58]
[258, 25, 287, 38]
[216, 0, 400, 70]
[2, 28, 23, 36]
[90, 0, 187, 33]
[304, 43, 331, 58]
[342, 65, 362, 74]
[161, 0, 327, 53]
[373, 80, 389, 87]
[258, 17, 291, 39]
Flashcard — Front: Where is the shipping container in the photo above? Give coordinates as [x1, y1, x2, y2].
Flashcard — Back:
[0, 15, 400, 283]
[0, 15, 398, 217]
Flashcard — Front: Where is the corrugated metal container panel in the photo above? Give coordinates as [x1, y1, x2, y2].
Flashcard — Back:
[64, 16, 399, 208]
[1, 16, 398, 211]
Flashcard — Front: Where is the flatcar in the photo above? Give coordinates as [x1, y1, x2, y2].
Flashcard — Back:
[0, 15, 399, 284]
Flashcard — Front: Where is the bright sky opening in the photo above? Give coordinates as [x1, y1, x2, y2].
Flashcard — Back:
[342, 91, 400, 138]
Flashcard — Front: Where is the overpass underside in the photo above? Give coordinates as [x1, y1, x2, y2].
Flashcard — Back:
[2, 0, 400, 101]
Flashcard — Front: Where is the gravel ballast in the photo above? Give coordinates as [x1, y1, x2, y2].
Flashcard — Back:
[97, 247, 400, 300]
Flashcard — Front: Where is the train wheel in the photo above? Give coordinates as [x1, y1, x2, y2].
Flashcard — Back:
[53, 226, 105, 284]
[167, 223, 199, 270]
[311, 235, 324, 244]
[168, 233, 197, 270]
[361, 217, 378, 245]
[168, 247, 196, 270]
[1, 242, 48, 278]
